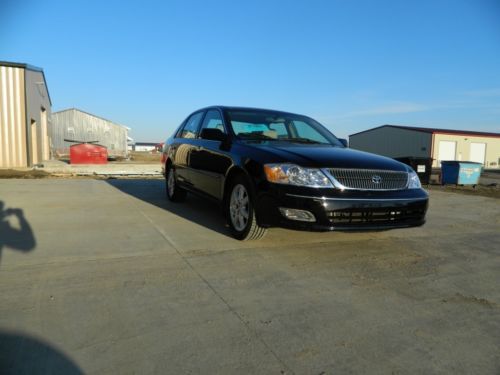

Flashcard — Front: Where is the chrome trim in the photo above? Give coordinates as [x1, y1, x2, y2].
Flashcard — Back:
[285, 193, 428, 201]
[321, 168, 410, 191]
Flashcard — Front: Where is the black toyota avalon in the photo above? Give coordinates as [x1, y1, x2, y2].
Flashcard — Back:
[162, 106, 428, 240]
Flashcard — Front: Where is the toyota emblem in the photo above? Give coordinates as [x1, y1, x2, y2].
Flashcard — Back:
[372, 175, 382, 184]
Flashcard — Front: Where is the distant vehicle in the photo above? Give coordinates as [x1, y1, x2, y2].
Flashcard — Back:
[162, 106, 428, 240]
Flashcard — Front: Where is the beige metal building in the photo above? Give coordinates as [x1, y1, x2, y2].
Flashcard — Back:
[349, 125, 500, 168]
[0, 61, 51, 168]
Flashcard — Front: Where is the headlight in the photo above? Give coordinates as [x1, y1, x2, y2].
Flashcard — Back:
[264, 164, 333, 187]
[407, 171, 422, 189]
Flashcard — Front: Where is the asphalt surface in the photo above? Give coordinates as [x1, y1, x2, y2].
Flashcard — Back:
[0, 179, 499, 374]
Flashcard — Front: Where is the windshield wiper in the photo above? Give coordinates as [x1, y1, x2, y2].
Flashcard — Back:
[237, 132, 278, 140]
[279, 137, 324, 144]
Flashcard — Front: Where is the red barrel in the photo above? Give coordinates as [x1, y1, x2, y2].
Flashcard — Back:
[70, 144, 108, 164]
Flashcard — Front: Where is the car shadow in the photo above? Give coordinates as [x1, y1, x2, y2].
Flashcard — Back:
[0, 330, 83, 374]
[0, 201, 36, 266]
[106, 178, 233, 237]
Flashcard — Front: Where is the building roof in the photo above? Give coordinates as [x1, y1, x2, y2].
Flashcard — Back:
[52, 108, 130, 130]
[0, 61, 52, 105]
[0, 61, 44, 72]
[350, 125, 500, 138]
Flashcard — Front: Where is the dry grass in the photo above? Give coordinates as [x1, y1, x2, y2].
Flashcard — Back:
[127, 151, 162, 163]
[427, 184, 500, 199]
[0, 169, 51, 179]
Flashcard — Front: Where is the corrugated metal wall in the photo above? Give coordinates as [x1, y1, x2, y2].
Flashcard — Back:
[25, 69, 52, 164]
[0, 66, 27, 168]
[51, 109, 129, 158]
[349, 127, 432, 158]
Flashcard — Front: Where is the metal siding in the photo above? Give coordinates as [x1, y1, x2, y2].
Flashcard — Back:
[8, 68, 15, 165]
[432, 133, 500, 168]
[349, 127, 432, 158]
[15, 68, 25, 165]
[0, 66, 27, 167]
[1, 67, 10, 166]
[51, 109, 129, 158]
[25, 69, 52, 165]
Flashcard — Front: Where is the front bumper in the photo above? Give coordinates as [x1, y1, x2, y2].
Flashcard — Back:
[255, 185, 429, 231]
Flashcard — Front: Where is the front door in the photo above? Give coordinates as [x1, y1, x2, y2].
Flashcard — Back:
[41, 109, 50, 161]
[31, 120, 38, 165]
[189, 109, 232, 199]
[470, 143, 486, 164]
[438, 141, 456, 166]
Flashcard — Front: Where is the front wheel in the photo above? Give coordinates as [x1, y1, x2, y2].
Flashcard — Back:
[226, 176, 267, 240]
[165, 166, 186, 202]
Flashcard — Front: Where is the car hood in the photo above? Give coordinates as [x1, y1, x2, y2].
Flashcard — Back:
[245, 142, 409, 171]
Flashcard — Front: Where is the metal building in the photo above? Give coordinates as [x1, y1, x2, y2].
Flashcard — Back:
[0, 61, 51, 167]
[349, 125, 500, 168]
[132, 142, 161, 152]
[51, 108, 130, 159]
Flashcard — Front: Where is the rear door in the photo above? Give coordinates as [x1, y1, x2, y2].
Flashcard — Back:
[171, 111, 205, 187]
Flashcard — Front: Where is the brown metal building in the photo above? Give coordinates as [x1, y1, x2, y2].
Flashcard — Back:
[0, 61, 51, 168]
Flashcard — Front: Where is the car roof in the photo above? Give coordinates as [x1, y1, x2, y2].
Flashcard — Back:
[199, 106, 308, 118]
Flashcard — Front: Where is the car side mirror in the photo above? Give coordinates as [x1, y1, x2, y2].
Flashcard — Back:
[339, 138, 348, 147]
[200, 128, 227, 142]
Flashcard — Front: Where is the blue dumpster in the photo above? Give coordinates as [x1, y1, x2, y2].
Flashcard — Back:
[441, 161, 482, 185]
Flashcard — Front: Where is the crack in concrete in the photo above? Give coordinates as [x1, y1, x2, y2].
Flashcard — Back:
[131, 198, 295, 375]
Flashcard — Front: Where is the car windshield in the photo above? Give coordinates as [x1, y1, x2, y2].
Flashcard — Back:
[226, 110, 344, 146]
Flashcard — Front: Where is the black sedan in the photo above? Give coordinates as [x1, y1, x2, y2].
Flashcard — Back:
[162, 106, 428, 240]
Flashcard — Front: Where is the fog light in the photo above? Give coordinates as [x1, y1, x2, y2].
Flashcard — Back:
[279, 207, 316, 222]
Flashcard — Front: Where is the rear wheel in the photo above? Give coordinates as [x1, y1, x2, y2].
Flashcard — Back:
[165, 165, 186, 202]
[226, 176, 267, 240]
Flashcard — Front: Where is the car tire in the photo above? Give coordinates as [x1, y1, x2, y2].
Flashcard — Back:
[226, 175, 267, 240]
[165, 165, 186, 202]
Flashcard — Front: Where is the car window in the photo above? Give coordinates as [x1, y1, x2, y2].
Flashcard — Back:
[226, 110, 343, 145]
[269, 122, 289, 138]
[180, 112, 204, 139]
[292, 120, 330, 143]
[200, 110, 226, 134]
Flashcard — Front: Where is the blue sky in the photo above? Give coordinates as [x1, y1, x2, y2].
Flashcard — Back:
[1, 0, 499, 141]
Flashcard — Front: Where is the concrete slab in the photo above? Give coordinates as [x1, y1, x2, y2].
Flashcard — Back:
[37, 161, 162, 176]
[0, 179, 499, 374]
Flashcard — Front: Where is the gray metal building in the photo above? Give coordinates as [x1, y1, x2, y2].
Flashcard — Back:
[0, 61, 51, 167]
[349, 125, 500, 168]
[51, 108, 130, 158]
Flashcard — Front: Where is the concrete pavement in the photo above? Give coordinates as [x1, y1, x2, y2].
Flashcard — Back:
[0, 179, 499, 374]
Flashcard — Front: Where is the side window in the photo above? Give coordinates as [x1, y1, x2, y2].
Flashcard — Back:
[200, 110, 225, 134]
[180, 112, 204, 139]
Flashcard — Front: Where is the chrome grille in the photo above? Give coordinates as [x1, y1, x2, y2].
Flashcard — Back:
[327, 169, 409, 190]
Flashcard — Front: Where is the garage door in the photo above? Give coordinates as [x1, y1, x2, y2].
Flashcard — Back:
[438, 141, 456, 164]
[470, 143, 486, 164]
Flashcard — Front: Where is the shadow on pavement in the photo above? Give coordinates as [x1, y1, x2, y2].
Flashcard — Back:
[0, 201, 36, 265]
[106, 179, 232, 237]
[0, 330, 83, 375]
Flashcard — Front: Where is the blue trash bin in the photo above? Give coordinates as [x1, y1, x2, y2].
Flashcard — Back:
[441, 161, 482, 185]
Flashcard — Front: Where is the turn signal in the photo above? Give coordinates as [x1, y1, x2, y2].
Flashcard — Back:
[264, 164, 288, 183]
